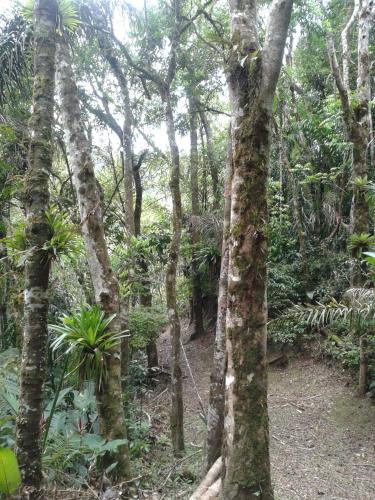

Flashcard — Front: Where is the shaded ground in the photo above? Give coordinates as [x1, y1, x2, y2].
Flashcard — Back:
[144, 327, 375, 499]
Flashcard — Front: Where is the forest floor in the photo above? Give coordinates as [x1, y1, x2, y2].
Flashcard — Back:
[141, 324, 375, 500]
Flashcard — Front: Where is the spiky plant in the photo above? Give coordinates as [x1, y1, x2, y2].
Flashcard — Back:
[2, 206, 83, 266]
[50, 305, 127, 389]
[22, 0, 80, 33]
[348, 233, 375, 258]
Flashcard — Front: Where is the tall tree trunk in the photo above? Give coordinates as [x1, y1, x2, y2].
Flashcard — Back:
[205, 129, 232, 471]
[56, 39, 130, 480]
[0, 215, 8, 350]
[358, 335, 368, 396]
[189, 96, 204, 340]
[352, 0, 371, 240]
[325, 0, 373, 285]
[163, 88, 184, 456]
[133, 156, 159, 368]
[222, 1, 293, 498]
[94, 11, 135, 380]
[15, 1, 57, 495]
[199, 107, 220, 210]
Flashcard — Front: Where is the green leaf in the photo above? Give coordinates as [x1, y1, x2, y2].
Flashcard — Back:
[0, 448, 21, 494]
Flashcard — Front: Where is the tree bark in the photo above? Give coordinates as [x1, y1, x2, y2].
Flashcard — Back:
[56, 39, 130, 480]
[163, 88, 184, 456]
[15, 1, 57, 495]
[222, 1, 293, 498]
[0, 216, 8, 350]
[205, 129, 232, 471]
[358, 336, 368, 396]
[199, 107, 220, 210]
[189, 96, 205, 340]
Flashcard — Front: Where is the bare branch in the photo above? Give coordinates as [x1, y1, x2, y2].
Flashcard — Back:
[261, 0, 294, 106]
[341, 0, 360, 90]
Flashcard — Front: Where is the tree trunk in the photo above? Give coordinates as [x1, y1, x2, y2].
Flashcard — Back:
[199, 107, 220, 210]
[56, 39, 130, 480]
[189, 96, 204, 340]
[0, 217, 8, 350]
[222, 1, 292, 498]
[205, 129, 232, 471]
[351, 0, 371, 284]
[325, 0, 372, 285]
[358, 336, 368, 396]
[163, 88, 184, 456]
[15, 1, 57, 495]
[133, 153, 159, 369]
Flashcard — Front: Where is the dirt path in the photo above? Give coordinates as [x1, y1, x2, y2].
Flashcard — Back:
[146, 329, 375, 499]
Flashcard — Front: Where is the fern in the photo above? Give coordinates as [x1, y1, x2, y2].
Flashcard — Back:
[287, 287, 375, 331]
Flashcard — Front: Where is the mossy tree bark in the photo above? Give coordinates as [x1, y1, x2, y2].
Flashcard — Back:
[325, 0, 373, 285]
[164, 87, 185, 455]
[222, 1, 293, 498]
[56, 39, 130, 480]
[188, 96, 204, 341]
[15, 0, 57, 495]
[205, 130, 232, 471]
[0, 213, 8, 349]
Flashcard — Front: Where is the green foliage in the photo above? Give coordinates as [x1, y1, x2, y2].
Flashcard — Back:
[268, 263, 303, 318]
[22, 0, 80, 33]
[43, 207, 83, 262]
[113, 233, 170, 297]
[348, 233, 375, 257]
[0, 447, 21, 494]
[49, 305, 127, 388]
[268, 317, 310, 347]
[3, 206, 83, 267]
[288, 288, 375, 332]
[268, 181, 297, 263]
[193, 241, 221, 275]
[128, 305, 166, 350]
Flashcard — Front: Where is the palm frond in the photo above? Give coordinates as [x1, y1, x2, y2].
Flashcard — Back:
[0, 14, 31, 107]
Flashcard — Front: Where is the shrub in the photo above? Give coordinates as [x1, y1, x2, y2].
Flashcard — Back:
[268, 263, 303, 318]
[128, 305, 166, 351]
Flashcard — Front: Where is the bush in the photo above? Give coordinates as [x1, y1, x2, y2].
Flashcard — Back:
[268, 263, 304, 318]
[268, 317, 310, 347]
[128, 305, 166, 350]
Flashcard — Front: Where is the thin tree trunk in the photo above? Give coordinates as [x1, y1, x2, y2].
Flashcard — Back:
[358, 336, 368, 396]
[0, 216, 8, 350]
[205, 129, 232, 471]
[324, 0, 373, 285]
[15, 1, 57, 495]
[222, 1, 293, 498]
[189, 96, 204, 340]
[95, 13, 135, 380]
[163, 88, 184, 456]
[199, 107, 220, 210]
[56, 39, 130, 480]
[133, 153, 159, 369]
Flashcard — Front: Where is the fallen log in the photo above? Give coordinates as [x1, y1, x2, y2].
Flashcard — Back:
[189, 456, 222, 500]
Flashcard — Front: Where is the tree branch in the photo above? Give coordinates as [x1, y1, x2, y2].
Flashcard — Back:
[261, 0, 294, 106]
